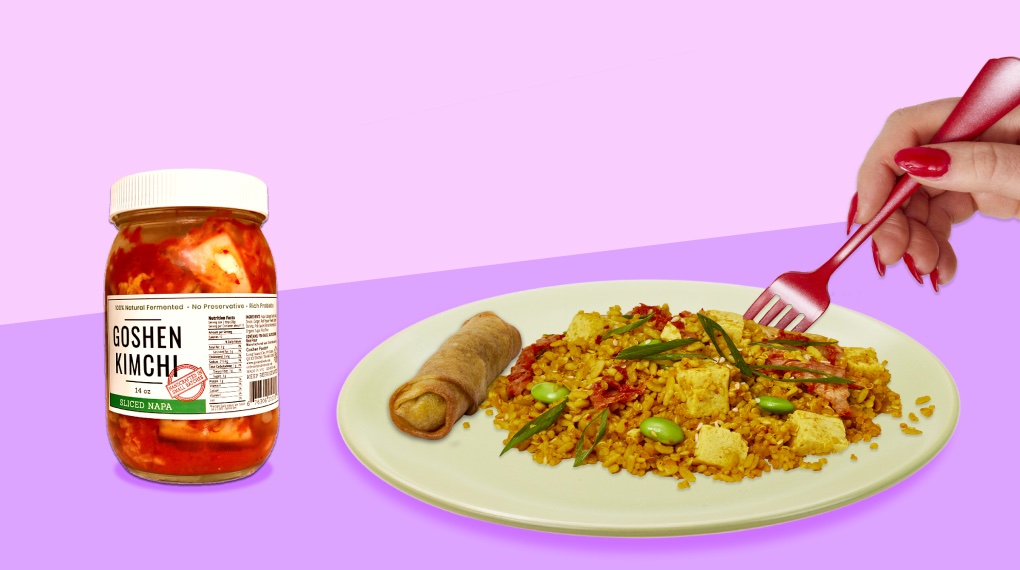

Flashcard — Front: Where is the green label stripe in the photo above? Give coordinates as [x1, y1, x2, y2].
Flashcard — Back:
[110, 394, 206, 414]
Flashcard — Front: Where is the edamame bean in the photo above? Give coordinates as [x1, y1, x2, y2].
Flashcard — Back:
[639, 417, 685, 445]
[531, 382, 569, 404]
[756, 395, 795, 414]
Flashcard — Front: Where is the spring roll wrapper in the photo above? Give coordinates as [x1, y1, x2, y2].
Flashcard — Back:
[389, 311, 522, 439]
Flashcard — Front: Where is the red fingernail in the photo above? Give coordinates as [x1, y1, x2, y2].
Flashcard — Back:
[903, 253, 924, 284]
[894, 147, 951, 178]
[930, 267, 940, 293]
[871, 239, 885, 277]
[846, 193, 858, 235]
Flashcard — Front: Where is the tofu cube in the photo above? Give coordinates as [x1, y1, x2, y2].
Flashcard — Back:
[694, 424, 749, 469]
[675, 362, 730, 418]
[660, 322, 683, 342]
[842, 346, 887, 380]
[789, 410, 849, 455]
[565, 312, 615, 342]
[703, 310, 745, 343]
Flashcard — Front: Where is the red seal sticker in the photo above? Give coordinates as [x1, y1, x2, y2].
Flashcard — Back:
[167, 364, 208, 401]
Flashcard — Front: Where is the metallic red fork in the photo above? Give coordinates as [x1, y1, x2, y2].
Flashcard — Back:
[745, 56, 1020, 332]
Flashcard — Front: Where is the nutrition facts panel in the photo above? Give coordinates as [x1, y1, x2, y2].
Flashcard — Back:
[207, 315, 243, 403]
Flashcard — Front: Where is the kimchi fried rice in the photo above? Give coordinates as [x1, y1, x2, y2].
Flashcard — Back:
[484, 304, 902, 488]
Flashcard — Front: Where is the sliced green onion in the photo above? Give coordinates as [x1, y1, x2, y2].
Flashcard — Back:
[645, 352, 713, 361]
[696, 313, 758, 378]
[600, 314, 653, 341]
[751, 339, 837, 347]
[752, 364, 853, 384]
[573, 408, 610, 466]
[615, 338, 697, 359]
[499, 399, 567, 456]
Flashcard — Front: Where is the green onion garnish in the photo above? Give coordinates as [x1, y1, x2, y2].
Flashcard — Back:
[645, 352, 714, 361]
[615, 338, 698, 360]
[600, 314, 653, 341]
[751, 364, 853, 384]
[573, 408, 610, 466]
[751, 339, 837, 347]
[696, 313, 758, 378]
[500, 399, 567, 456]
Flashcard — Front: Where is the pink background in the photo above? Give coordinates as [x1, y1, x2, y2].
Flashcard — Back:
[3, 0, 1017, 325]
[3, 2, 1020, 566]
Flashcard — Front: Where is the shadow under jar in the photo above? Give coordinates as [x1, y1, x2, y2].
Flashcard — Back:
[105, 170, 279, 483]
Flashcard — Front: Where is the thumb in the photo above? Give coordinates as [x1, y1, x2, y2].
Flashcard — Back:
[894, 142, 1020, 199]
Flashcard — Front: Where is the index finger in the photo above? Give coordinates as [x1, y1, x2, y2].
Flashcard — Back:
[855, 98, 960, 223]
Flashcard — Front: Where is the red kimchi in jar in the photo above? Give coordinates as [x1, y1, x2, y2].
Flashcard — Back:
[106, 170, 278, 483]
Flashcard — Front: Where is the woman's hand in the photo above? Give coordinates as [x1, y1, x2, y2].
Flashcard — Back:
[852, 98, 1020, 289]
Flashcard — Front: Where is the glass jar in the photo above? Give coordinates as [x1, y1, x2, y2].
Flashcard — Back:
[105, 169, 279, 483]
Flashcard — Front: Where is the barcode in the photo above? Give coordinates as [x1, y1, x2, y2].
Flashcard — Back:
[248, 376, 278, 402]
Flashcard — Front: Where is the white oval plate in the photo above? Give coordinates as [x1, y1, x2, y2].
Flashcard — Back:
[336, 280, 958, 536]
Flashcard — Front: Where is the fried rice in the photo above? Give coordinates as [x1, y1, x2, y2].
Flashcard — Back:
[484, 304, 902, 488]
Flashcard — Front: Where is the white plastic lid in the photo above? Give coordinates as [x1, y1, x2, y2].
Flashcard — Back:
[110, 169, 269, 220]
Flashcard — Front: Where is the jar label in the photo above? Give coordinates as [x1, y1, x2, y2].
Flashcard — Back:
[107, 293, 278, 420]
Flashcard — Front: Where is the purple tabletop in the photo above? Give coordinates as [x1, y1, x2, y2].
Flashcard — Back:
[4, 219, 1015, 567]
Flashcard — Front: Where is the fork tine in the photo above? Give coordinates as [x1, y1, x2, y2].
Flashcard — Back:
[791, 315, 813, 333]
[743, 290, 776, 321]
[775, 309, 800, 330]
[758, 299, 788, 326]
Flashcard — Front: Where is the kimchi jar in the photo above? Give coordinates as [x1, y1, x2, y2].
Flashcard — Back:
[105, 169, 279, 483]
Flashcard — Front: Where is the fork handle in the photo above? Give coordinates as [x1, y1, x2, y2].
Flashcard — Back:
[818, 56, 1020, 278]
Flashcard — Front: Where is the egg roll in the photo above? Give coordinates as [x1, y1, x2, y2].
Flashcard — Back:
[389, 311, 522, 439]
